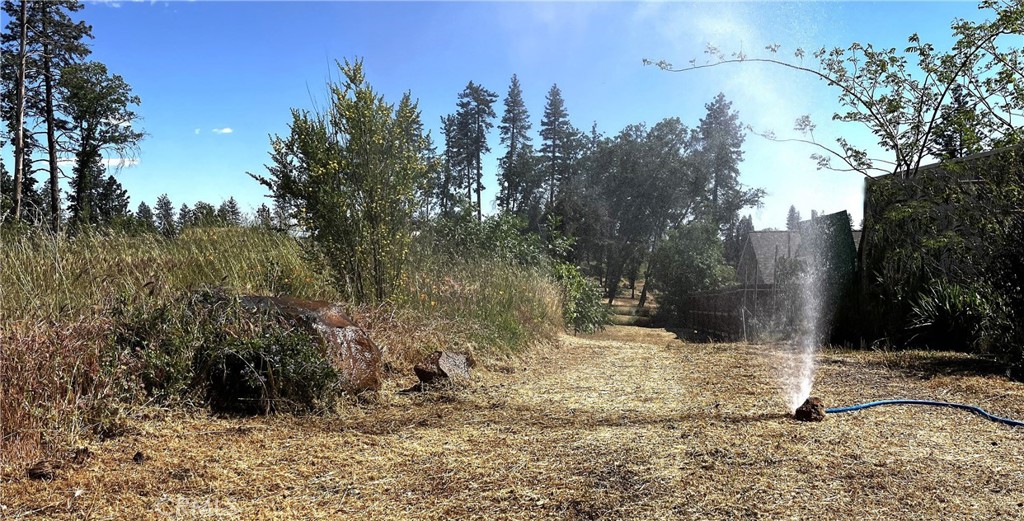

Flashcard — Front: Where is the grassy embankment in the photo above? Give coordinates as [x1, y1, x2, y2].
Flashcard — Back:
[0, 227, 564, 467]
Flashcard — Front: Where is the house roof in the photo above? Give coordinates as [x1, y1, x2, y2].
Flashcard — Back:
[742, 231, 801, 284]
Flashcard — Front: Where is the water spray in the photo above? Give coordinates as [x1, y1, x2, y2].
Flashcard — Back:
[783, 213, 1023, 429]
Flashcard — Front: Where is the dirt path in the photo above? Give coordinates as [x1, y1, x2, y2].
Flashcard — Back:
[4, 326, 1024, 519]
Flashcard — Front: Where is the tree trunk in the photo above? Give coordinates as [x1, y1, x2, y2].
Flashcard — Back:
[638, 266, 652, 308]
[41, 2, 60, 231]
[13, 0, 28, 221]
[476, 158, 482, 223]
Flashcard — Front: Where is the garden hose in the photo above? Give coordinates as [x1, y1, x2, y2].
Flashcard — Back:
[826, 399, 1024, 428]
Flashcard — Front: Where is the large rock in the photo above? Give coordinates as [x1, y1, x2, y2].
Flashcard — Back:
[240, 296, 382, 394]
[414, 350, 474, 385]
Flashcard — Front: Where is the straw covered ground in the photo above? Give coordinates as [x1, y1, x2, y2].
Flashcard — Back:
[3, 325, 1024, 519]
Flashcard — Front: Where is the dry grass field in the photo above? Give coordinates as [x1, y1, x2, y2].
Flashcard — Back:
[3, 325, 1023, 519]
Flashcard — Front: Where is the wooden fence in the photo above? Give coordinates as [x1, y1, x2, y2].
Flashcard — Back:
[678, 284, 786, 340]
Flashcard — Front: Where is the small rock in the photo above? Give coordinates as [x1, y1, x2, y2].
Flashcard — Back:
[132, 451, 146, 464]
[27, 461, 56, 481]
[70, 446, 91, 465]
[414, 351, 472, 384]
[794, 397, 826, 422]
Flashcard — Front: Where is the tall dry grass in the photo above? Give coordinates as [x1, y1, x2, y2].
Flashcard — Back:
[1, 227, 564, 467]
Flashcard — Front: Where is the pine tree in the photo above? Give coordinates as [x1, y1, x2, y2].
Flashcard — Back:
[693, 93, 764, 234]
[154, 193, 176, 237]
[68, 153, 104, 226]
[725, 214, 755, 267]
[1, 0, 30, 220]
[68, 155, 130, 227]
[454, 82, 498, 222]
[539, 84, 579, 206]
[192, 201, 217, 227]
[95, 174, 129, 225]
[136, 201, 156, 232]
[497, 74, 535, 214]
[436, 114, 465, 216]
[0, 157, 43, 224]
[1, 0, 93, 230]
[217, 197, 242, 226]
[60, 60, 143, 225]
[930, 84, 984, 160]
[254, 203, 273, 229]
[786, 205, 801, 231]
[177, 203, 192, 230]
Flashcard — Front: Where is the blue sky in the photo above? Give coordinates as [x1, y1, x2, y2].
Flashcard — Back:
[4, 1, 991, 229]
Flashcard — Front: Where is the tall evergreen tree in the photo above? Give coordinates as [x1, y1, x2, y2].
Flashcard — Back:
[60, 60, 143, 226]
[786, 205, 801, 231]
[192, 201, 218, 227]
[724, 214, 754, 267]
[436, 114, 464, 216]
[1, 0, 93, 230]
[154, 193, 175, 237]
[693, 93, 763, 234]
[95, 174, 129, 225]
[497, 74, 536, 214]
[177, 203, 192, 230]
[930, 83, 985, 160]
[254, 203, 273, 229]
[217, 197, 242, 226]
[454, 81, 498, 222]
[539, 84, 572, 206]
[1, 0, 30, 220]
[136, 201, 156, 232]
[0, 155, 43, 223]
[67, 154, 130, 227]
[67, 153, 103, 225]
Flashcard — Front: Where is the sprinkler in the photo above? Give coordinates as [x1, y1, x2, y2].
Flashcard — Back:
[793, 397, 1024, 428]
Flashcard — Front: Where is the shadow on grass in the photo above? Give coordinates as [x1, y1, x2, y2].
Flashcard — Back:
[867, 351, 1008, 380]
[666, 327, 730, 344]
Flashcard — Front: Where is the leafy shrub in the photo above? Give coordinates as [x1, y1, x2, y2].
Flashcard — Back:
[863, 146, 1023, 363]
[552, 262, 608, 334]
[430, 209, 547, 267]
[909, 279, 1014, 356]
[650, 221, 735, 320]
[113, 288, 339, 413]
[252, 59, 431, 304]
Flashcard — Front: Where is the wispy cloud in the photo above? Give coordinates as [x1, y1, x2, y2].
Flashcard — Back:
[105, 157, 139, 169]
[211, 127, 233, 135]
[194, 128, 201, 135]
[55, 157, 139, 169]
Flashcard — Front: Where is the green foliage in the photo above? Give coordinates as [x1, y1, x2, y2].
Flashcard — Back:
[552, 262, 607, 334]
[909, 280, 994, 351]
[112, 288, 339, 413]
[650, 221, 735, 319]
[653, 0, 1023, 177]
[59, 60, 143, 226]
[252, 59, 431, 304]
[497, 74, 538, 215]
[217, 197, 243, 227]
[454, 81, 499, 221]
[402, 251, 564, 355]
[0, 227, 337, 321]
[153, 194, 176, 237]
[864, 147, 1023, 361]
[430, 209, 546, 267]
[539, 84, 586, 207]
[693, 93, 765, 234]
